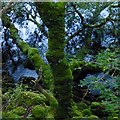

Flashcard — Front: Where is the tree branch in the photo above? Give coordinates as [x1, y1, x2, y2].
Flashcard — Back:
[0, 0, 14, 17]
[31, 66, 58, 115]
[24, 6, 48, 37]
[66, 2, 118, 43]
[71, 3, 84, 25]
[2, 14, 58, 113]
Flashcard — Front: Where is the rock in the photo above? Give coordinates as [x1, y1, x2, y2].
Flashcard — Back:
[12, 65, 38, 82]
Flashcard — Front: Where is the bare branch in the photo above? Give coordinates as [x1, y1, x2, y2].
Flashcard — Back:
[0, 0, 14, 17]
[71, 3, 84, 25]
[66, 2, 119, 43]
[24, 6, 48, 37]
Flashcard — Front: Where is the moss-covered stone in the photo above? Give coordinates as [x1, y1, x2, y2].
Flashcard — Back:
[16, 91, 47, 106]
[91, 102, 101, 109]
[77, 102, 88, 110]
[82, 109, 92, 117]
[72, 102, 83, 118]
[6, 103, 15, 111]
[12, 106, 26, 115]
[3, 111, 21, 119]
[91, 102, 107, 118]
[88, 115, 99, 119]
[74, 110, 83, 118]
[32, 105, 47, 119]
[47, 113, 55, 119]
[108, 113, 119, 120]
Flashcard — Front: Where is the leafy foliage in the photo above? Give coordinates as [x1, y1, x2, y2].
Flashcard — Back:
[79, 48, 119, 116]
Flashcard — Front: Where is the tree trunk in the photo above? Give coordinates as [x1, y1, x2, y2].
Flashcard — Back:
[36, 3, 73, 119]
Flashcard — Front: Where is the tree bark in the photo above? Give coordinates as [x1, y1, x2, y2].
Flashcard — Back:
[36, 3, 73, 119]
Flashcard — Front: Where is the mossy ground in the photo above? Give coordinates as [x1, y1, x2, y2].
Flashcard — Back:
[2, 60, 118, 119]
[2, 84, 54, 119]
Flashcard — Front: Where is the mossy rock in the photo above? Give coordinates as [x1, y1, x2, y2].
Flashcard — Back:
[16, 91, 47, 106]
[6, 103, 15, 111]
[77, 102, 88, 110]
[3, 111, 21, 119]
[82, 109, 92, 117]
[91, 102, 107, 118]
[12, 106, 26, 115]
[88, 115, 99, 119]
[73, 116, 84, 119]
[47, 113, 55, 119]
[72, 102, 83, 118]
[32, 105, 47, 119]
[91, 102, 101, 109]
[108, 117, 119, 120]
[108, 113, 119, 120]
[73, 109, 83, 118]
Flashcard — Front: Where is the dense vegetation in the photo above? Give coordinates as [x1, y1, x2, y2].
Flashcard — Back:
[1, 1, 119, 120]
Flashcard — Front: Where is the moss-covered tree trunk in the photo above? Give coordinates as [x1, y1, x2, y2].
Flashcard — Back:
[36, 3, 73, 119]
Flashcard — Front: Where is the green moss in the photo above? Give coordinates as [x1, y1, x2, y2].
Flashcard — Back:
[2, 112, 6, 118]
[108, 117, 119, 120]
[70, 60, 103, 74]
[36, 3, 73, 119]
[6, 103, 15, 111]
[108, 113, 119, 120]
[28, 47, 46, 71]
[70, 60, 85, 71]
[18, 41, 30, 54]
[88, 115, 99, 119]
[74, 110, 83, 118]
[32, 105, 47, 119]
[12, 106, 26, 115]
[47, 113, 55, 119]
[16, 92, 47, 106]
[3, 111, 21, 119]
[82, 109, 92, 117]
[91, 102, 101, 109]
[77, 102, 88, 110]
[112, 117, 119, 120]
[72, 102, 83, 118]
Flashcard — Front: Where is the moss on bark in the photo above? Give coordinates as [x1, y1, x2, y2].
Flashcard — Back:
[36, 3, 73, 119]
[2, 15, 53, 89]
